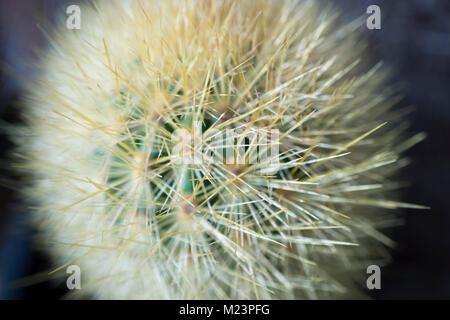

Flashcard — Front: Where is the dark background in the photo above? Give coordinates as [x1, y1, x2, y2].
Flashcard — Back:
[0, 0, 448, 299]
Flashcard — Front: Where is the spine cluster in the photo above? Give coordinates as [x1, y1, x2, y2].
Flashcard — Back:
[16, 0, 424, 299]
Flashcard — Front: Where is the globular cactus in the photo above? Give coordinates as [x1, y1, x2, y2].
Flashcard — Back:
[15, 0, 424, 299]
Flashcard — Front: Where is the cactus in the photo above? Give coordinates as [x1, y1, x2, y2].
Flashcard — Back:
[15, 0, 425, 299]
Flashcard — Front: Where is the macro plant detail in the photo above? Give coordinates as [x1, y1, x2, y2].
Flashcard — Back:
[14, 0, 425, 299]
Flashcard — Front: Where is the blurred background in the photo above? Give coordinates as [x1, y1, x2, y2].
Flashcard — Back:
[0, 0, 449, 299]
